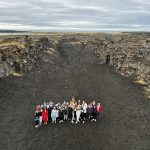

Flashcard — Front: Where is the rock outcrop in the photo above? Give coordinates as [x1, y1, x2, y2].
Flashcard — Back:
[91, 33, 150, 97]
[0, 35, 56, 77]
[0, 33, 149, 97]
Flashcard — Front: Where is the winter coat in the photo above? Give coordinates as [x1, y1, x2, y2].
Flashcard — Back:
[63, 108, 68, 115]
[92, 107, 97, 115]
[42, 109, 48, 123]
[56, 109, 59, 118]
[59, 110, 64, 119]
[68, 107, 73, 118]
[51, 109, 57, 117]
[97, 105, 103, 113]
[87, 107, 93, 114]
[82, 103, 87, 113]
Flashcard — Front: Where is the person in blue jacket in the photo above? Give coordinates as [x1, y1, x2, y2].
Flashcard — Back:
[51, 107, 57, 123]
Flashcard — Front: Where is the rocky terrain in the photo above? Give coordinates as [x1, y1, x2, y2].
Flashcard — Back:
[0, 32, 150, 150]
[92, 33, 150, 98]
[0, 32, 150, 97]
[0, 35, 57, 76]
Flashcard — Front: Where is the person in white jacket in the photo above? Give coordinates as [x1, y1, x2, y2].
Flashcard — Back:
[82, 101, 87, 120]
[75, 105, 82, 124]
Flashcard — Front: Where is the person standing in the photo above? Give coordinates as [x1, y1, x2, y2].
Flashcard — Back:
[58, 107, 64, 123]
[87, 104, 93, 120]
[63, 106, 68, 120]
[39, 109, 43, 125]
[75, 105, 82, 124]
[56, 107, 59, 122]
[34, 110, 40, 128]
[92, 105, 97, 122]
[96, 103, 103, 119]
[71, 107, 76, 123]
[42, 109, 48, 124]
[82, 101, 87, 120]
[51, 107, 57, 123]
[68, 105, 73, 121]
[48, 106, 52, 123]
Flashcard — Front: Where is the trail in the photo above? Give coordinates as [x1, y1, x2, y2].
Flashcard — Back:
[0, 46, 150, 150]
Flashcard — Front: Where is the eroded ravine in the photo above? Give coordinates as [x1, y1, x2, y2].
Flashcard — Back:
[0, 37, 150, 150]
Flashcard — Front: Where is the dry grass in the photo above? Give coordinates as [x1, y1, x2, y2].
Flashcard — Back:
[47, 48, 56, 54]
[0, 41, 25, 48]
[135, 79, 147, 85]
[12, 72, 23, 77]
[48, 48, 55, 52]
[135, 79, 150, 99]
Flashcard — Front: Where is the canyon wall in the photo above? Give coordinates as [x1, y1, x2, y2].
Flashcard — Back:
[92, 34, 150, 86]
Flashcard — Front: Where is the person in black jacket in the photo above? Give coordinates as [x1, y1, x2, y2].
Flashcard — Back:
[34, 109, 43, 128]
[48, 106, 53, 123]
[63, 106, 68, 121]
[58, 108, 64, 123]
[34, 110, 40, 128]
[87, 104, 93, 120]
[91, 105, 97, 122]
[68, 106, 73, 121]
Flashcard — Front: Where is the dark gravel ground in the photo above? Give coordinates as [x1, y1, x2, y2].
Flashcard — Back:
[0, 46, 150, 150]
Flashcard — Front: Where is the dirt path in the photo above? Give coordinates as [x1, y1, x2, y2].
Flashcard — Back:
[0, 46, 150, 150]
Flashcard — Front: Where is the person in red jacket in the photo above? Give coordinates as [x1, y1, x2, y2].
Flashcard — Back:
[96, 103, 102, 119]
[42, 109, 48, 124]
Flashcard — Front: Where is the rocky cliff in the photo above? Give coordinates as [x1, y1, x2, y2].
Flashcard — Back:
[91, 33, 150, 97]
[0, 35, 57, 77]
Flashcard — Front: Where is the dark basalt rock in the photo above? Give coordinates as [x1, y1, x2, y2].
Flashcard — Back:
[91, 34, 150, 90]
[0, 36, 57, 77]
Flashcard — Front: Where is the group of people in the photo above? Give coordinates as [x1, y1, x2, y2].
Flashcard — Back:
[34, 97, 103, 128]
